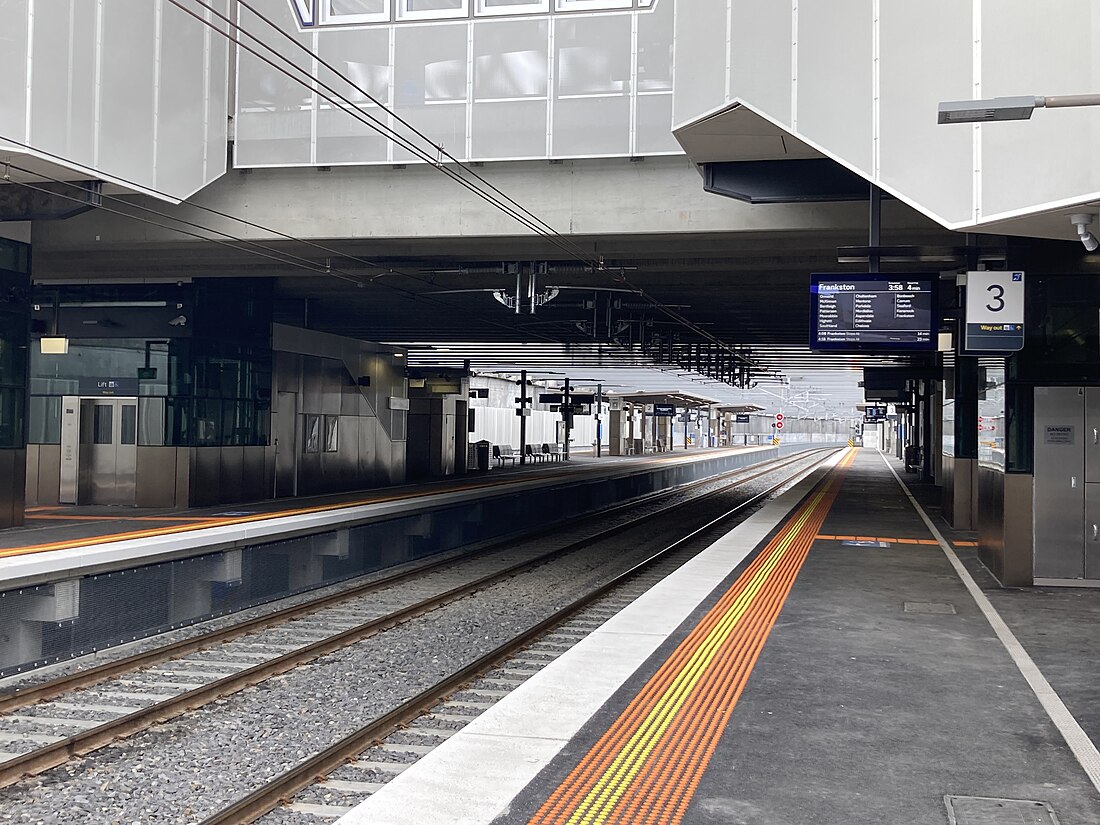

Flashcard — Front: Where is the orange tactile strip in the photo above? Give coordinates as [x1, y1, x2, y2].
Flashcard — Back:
[526, 448, 858, 825]
[0, 449, 740, 560]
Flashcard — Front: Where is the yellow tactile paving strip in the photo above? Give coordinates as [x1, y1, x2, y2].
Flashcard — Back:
[527, 448, 858, 825]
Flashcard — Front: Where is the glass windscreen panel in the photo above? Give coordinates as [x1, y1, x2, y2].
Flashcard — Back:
[322, 0, 389, 23]
[93, 404, 114, 445]
[476, 0, 549, 15]
[398, 0, 468, 20]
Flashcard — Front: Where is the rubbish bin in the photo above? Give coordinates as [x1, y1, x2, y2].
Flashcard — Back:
[474, 440, 491, 472]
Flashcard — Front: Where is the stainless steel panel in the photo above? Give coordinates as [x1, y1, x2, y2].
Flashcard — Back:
[302, 356, 323, 412]
[220, 446, 245, 504]
[1033, 386, 1085, 579]
[0, 450, 17, 528]
[59, 395, 80, 504]
[1086, 387, 1100, 482]
[36, 445, 61, 506]
[241, 447, 268, 503]
[190, 447, 222, 507]
[24, 444, 38, 502]
[1086, 483, 1100, 579]
[275, 391, 298, 497]
[136, 447, 178, 508]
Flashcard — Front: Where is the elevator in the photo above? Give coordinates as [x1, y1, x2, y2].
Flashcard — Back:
[59, 396, 138, 505]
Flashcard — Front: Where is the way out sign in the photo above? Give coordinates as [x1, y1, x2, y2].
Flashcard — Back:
[965, 270, 1024, 353]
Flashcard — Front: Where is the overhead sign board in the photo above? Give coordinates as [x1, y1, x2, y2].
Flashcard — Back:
[965, 270, 1024, 353]
[653, 404, 675, 417]
[735, 414, 751, 423]
[79, 377, 139, 397]
[863, 405, 887, 422]
[810, 274, 936, 352]
[539, 393, 563, 404]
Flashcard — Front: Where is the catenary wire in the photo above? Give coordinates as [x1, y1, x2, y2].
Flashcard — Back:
[0, 161, 572, 344]
[168, 0, 603, 269]
[172, 0, 748, 370]
[233, 0, 600, 265]
[0, 3, 762, 380]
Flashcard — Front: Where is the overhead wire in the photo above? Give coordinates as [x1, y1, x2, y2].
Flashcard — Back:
[168, 0, 603, 270]
[0, 153, 570, 344]
[171, 0, 758, 375]
[1, 1, 763, 382]
[231, 0, 600, 267]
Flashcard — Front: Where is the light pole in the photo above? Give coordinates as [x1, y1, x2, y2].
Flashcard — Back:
[938, 93, 1100, 124]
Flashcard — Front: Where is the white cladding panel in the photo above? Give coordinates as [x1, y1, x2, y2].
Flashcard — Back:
[728, 0, 791, 127]
[878, 0, 973, 225]
[669, 0, 724, 128]
[674, 0, 1100, 231]
[979, 1, 1100, 220]
[0, 0, 229, 200]
[237, 0, 678, 166]
[0, 0, 29, 145]
[796, 0, 872, 176]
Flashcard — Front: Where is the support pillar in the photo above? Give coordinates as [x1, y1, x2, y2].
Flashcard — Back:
[943, 359, 979, 529]
[0, 245, 29, 529]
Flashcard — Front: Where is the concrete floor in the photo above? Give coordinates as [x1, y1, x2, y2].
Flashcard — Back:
[496, 450, 1100, 825]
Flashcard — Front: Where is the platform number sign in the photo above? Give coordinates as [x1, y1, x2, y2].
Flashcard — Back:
[965, 270, 1025, 353]
[774, 413, 784, 430]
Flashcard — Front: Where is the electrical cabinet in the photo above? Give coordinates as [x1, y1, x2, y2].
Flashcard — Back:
[1034, 386, 1100, 581]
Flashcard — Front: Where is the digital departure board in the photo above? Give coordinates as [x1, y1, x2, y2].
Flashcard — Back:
[810, 274, 936, 351]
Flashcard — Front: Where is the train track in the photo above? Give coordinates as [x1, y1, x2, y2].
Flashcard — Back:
[0, 449, 834, 799]
[204, 450, 837, 824]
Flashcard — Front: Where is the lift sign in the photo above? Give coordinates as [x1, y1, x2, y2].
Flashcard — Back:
[965, 271, 1024, 353]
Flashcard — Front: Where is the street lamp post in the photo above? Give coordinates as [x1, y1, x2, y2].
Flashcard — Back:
[938, 93, 1100, 124]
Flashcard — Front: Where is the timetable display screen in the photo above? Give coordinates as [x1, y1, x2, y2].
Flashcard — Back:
[810, 274, 936, 351]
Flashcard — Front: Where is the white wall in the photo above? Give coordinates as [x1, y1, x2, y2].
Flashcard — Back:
[674, 1, 1100, 232]
[468, 376, 606, 450]
[0, 0, 230, 200]
[237, 0, 679, 167]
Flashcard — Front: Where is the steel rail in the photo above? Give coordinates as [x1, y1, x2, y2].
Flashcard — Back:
[199, 448, 841, 825]
[0, 450, 831, 789]
[0, 451, 815, 715]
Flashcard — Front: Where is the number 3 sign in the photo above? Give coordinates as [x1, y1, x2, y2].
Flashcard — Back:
[965, 270, 1025, 353]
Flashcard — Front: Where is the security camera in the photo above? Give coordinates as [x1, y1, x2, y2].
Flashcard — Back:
[1070, 213, 1100, 252]
[168, 315, 188, 327]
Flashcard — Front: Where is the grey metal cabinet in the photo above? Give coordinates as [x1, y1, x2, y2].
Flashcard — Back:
[1033, 387, 1086, 580]
[1086, 482, 1100, 579]
[1086, 387, 1100, 482]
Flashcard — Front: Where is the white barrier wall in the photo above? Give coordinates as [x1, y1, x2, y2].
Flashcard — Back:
[237, 0, 679, 166]
[467, 376, 605, 451]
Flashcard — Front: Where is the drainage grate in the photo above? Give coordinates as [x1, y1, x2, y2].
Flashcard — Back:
[945, 796, 1060, 825]
[904, 601, 957, 615]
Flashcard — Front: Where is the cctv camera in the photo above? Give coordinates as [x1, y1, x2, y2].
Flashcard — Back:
[1069, 213, 1099, 252]
[168, 315, 188, 327]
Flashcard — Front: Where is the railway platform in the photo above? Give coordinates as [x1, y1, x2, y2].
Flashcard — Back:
[0, 446, 784, 586]
[0, 445, 834, 680]
[339, 448, 1100, 825]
